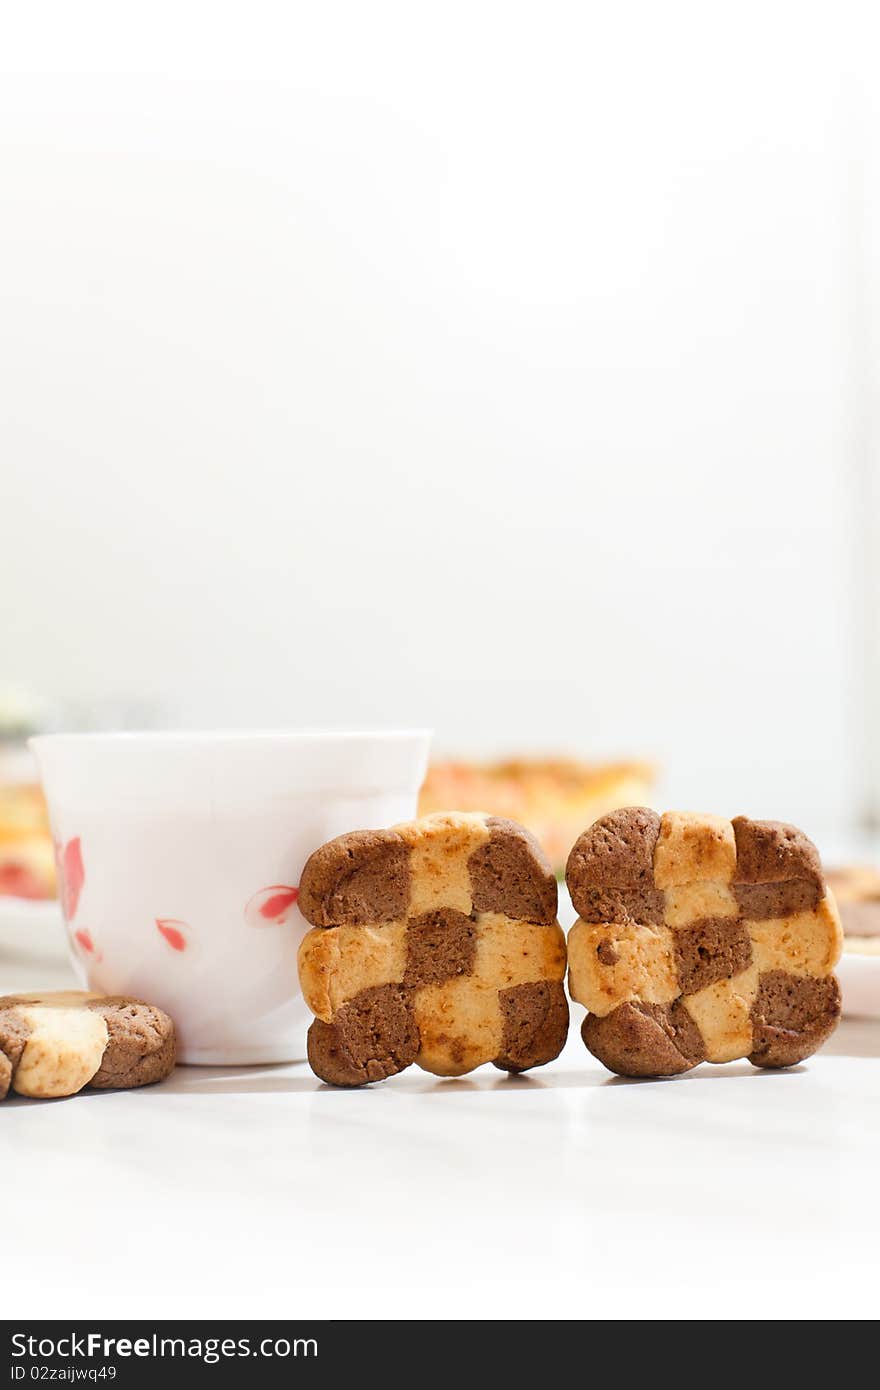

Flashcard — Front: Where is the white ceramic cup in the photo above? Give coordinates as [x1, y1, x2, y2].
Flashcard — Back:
[29, 730, 431, 1064]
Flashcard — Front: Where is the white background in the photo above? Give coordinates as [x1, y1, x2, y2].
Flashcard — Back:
[2, 2, 879, 829]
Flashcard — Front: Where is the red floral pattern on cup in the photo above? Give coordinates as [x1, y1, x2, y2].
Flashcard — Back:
[245, 885, 299, 928]
[73, 927, 102, 964]
[56, 837, 85, 921]
[156, 918, 190, 952]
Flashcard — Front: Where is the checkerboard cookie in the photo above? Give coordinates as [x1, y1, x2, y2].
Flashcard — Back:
[0, 990, 176, 1099]
[566, 809, 842, 1077]
[298, 812, 568, 1086]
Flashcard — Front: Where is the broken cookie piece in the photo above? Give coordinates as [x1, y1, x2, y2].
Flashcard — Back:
[0, 990, 176, 1099]
[566, 809, 841, 1078]
[298, 812, 568, 1086]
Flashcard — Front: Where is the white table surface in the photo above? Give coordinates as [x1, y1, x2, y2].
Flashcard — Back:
[3, 910, 880, 1322]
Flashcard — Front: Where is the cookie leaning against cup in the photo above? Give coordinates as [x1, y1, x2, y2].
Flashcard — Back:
[0, 991, 176, 1099]
[566, 809, 842, 1077]
[297, 812, 568, 1086]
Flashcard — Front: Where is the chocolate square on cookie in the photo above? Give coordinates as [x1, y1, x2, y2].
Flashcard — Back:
[566, 809, 841, 1077]
[298, 812, 568, 1086]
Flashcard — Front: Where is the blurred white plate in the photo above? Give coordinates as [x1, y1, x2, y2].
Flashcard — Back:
[0, 895, 62, 932]
[837, 950, 880, 1019]
[0, 896, 72, 981]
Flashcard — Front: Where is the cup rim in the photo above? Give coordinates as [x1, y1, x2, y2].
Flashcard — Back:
[30, 728, 432, 750]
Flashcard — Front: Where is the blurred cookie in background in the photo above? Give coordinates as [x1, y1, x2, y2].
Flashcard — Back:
[419, 757, 656, 875]
[826, 865, 880, 954]
[0, 780, 55, 900]
[0, 689, 54, 902]
[827, 864, 880, 1019]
